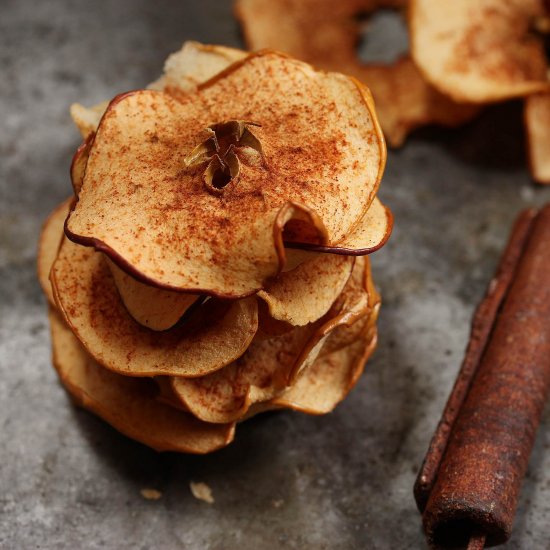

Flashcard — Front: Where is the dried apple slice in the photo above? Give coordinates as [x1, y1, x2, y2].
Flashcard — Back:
[149, 41, 247, 94]
[169, 257, 374, 423]
[258, 254, 354, 326]
[525, 92, 550, 184]
[70, 133, 94, 196]
[65, 51, 385, 297]
[272, 331, 377, 415]
[106, 259, 199, 331]
[37, 198, 73, 305]
[51, 237, 258, 377]
[355, 59, 480, 148]
[290, 196, 392, 254]
[38, 198, 198, 328]
[236, 0, 405, 71]
[49, 308, 235, 453]
[235, 0, 479, 147]
[70, 101, 109, 139]
[169, 322, 328, 424]
[321, 255, 380, 355]
[410, 0, 550, 103]
[70, 43, 248, 139]
[228, 308, 379, 419]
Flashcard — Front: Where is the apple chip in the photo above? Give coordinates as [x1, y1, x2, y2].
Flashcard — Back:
[65, 51, 385, 297]
[70, 43, 248, 139]
[197, 285, 380, 422]
[168, 256, 373, 423]
[106, 259, 199, 331]
[149, 41, 247, 94]
[70, 101, 109, 139]
[355, 60, 480, 148]
[235, 0, 479, 147]
[321, 255, 380, 355]
[272, 331, 377, 415]
[70, 133, 93, 196]
[49, 309, 235, 453]
[525, 92, 550, 184]
[258, 254, 354, 326]
[51, 237, 258, 377]
[37, 198, 72, 305]
[169, 322, 329, 424]
[293, 196, 393, 254]
[410, 0, 550, 103]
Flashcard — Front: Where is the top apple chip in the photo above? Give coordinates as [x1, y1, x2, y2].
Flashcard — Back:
[410, 0, 550, 103]
[65, 51, 386, 297]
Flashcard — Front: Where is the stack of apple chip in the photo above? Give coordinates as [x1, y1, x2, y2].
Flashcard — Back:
[38, 42, 392, 453]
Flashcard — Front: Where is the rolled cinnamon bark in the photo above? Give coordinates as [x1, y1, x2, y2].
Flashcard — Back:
[415, 205, 550, 548]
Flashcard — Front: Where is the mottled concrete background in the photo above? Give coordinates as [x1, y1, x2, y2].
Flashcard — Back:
[1, 1, 550, 548]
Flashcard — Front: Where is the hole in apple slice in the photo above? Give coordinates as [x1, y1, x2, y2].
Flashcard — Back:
[356, 9, 409, 65]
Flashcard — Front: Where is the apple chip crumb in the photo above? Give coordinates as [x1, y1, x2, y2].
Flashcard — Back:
[190, 481, 214, 504]
[140, 488, 162, 500]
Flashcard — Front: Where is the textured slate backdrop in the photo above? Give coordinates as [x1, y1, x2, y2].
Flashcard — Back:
[1, 1, 550, 548]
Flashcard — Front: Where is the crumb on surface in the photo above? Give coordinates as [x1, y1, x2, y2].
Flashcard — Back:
[140, 488, 162, 500]
[190, 481, 214, 504]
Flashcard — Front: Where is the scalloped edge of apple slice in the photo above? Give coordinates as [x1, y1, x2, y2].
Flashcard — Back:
[286, 196, 392, 255]
[51, 237, 259, 378]
[258, 254, 355, 326]
[37, 197, 74, 306]
[49, 307, 235, 453]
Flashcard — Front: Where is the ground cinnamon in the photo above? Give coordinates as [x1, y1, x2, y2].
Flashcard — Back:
[414, 205, 550, 549]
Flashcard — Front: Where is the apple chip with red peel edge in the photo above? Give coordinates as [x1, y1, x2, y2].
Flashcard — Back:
[258, 254, 354, 326]
[106, 259, 199, 331]
[70, 133, 94, 196]
[168, 256, 372, 424]
[160, 327, 376, 420]
[51, 237, 258, 377]
[38, 198, 198, 330]
[37, 198, 73, 306]
[64, 51, 385, 298]
[290, 196, 393, 255]
[335, 196, 392, 254]
[48, 308, 235, 453]
[410, 0, 550, 104]
[235, 0, 479, 148]
[525, 92, 550, 184]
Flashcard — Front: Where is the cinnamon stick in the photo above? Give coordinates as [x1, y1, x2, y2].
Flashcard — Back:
[414, 205, 550, 548]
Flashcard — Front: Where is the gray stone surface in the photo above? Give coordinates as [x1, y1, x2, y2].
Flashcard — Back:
[1, 1, 550, 548]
